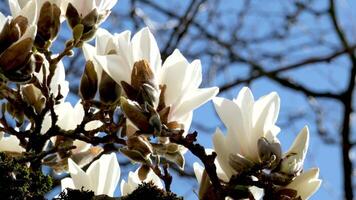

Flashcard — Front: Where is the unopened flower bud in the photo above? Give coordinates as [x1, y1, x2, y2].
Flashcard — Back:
[99, 70, 121, 104]
[120, 148, 152, 165]
[81, 9, 99, 28]
[65, 3, 80, 29]
[127, 135, 153, 158]
[138, 165, 151, 181]
[35, 2, 61, 48]
[141, 83, 159, 107]
[229, 153, 254, 174]
[131, 60, 156, 90]
[120, 97, 151, 133]
[80, 61, 98, 100]
[72, 24, 84, 41]
[257, 137, 282, 169]
[146, 103, 162, 135]
[0, 16, 29, 52]
[22, 84, 46, 113]
[0, 38, 33, 73]
[65, 3, 100, 42]
[164, 151, 185, 169]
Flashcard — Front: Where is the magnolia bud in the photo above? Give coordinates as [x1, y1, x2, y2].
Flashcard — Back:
[141, 83, 159, 107]
[164, 151, 185, 169]
[127, 135, 153, 158]
[229, 153, 254, 174]
[65, 3, 80, 29]
[72, 24, 84, 41]
[22, 84, 46, 113]
[81, 9, 99, 28]
[131, 60, 155, 90]
[0, 16, 28, 53]
[120, 148, 152, 164]
[138, 165, 151, 181]
[120, 97, 151, 133]
[146, 103, 162, 135]
[0, 38, 33, 73]
[80, 61, 98, 100]
[257, 137, 282, 169]
[99, 70, 121, 104]
[35, 2, 61, 48]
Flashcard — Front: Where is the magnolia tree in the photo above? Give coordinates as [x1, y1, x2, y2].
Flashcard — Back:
[0, 0, 321, 199]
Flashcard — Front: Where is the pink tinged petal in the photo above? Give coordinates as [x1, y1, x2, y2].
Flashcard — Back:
[61, 177, 75, 191]
[213, 128, 234, 178]
[94, 54, 132, 85]
[173, 87, 218, 119]
[68, 159, 93, 191]
[287, 168, 321, 200]
[131, 27, 162, 76]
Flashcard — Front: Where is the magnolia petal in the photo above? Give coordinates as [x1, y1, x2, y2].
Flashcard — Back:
[101, 153, 121, 196]
[173, 87, 218, 119]
[160, 49, 190, 107]
[83, 43, 96, 61]
[213, 128, 234, 178]
[287, 168, 321, 200]
[193, 162, 204, 184]
[68, 159, 93, 191]
[213, 97, 252, 158]
[61, 177, 75, 191]
[120, 180, 131, 196]
[0, 12, 6, 30]
[131, 27, 162, 76]
[0, 134, 25, 153]
[94, 54, 132, 85]
[252, 92, 280, 139]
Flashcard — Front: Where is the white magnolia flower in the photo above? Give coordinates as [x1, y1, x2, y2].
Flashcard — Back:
[0, 8, 37, 48]
[8, 0, 38, 24]
[64, 0, 117, 21]
[0, 132, 25, 153]
[90, 27, 219, 134]
[193, 160, 263, 200]
[9, 0, 67, 20]
[34, 56, 69, 99]
[61, 152, 120, 197]
[286, 168, 321, 200]
[212, 87, 280, 178]
[280, 126, 309, 175]
[120, 168, 163, 196]
[82, 28, 116, 83]
[41, 100, 102, 134]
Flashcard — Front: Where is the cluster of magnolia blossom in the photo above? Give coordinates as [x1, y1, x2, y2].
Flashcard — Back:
[0, 0, 321, 199]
